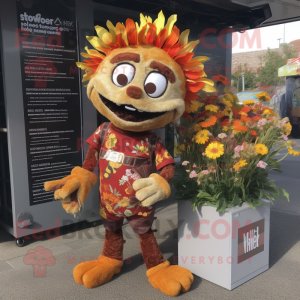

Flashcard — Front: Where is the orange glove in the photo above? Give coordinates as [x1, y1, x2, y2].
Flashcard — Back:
[44, 167, 98, 214]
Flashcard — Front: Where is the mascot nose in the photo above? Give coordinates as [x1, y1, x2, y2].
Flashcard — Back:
[126, 86, 143, 99]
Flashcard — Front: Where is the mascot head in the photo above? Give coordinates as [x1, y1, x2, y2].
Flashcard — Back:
[77, 11, 214, 132]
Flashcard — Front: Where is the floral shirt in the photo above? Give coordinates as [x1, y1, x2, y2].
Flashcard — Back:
[86, 123, 175, 220]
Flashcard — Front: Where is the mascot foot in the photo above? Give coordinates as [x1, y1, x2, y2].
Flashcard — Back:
[73, 255, 123, 288]
[146, 261, 194, 296]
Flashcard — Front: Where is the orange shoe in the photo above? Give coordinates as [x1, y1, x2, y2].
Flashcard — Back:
[146, 261, 194, 296]
[73, 255, 123, 288]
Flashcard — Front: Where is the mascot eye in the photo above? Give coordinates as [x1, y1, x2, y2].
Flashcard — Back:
[144, 72, 167, 98]
[112, 63, 135, 87]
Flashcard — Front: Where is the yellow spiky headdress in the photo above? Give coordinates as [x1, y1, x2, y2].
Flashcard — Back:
[76, 11, 215, 116]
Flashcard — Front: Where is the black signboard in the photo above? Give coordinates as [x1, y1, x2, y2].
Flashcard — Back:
[16, 0, 82, 205]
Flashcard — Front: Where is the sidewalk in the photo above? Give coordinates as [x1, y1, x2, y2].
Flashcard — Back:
[0, 141, 300, 300]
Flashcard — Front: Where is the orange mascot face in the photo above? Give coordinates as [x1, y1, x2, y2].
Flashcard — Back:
[77, 11, 215, 131]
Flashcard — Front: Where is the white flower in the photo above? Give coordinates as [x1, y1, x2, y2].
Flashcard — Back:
[126, 142, 130, 146]
[218, 133, 227, 139]
[125, 169, 132, 177]
[182, 161, 189, 166]
[121, 175, 129, 182]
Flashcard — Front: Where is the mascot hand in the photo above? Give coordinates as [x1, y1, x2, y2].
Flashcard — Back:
[132, 174, 171, 207]
[44, 167, 98, 214]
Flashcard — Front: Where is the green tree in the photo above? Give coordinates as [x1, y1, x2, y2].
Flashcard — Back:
[232, 63, 257, 92]
[256, 44, 297, 86]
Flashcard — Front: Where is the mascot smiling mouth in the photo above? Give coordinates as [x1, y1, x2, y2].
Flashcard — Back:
[99, 93, 166, 122]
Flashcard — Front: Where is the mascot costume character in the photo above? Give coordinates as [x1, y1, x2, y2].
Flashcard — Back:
[44, 11, 214, 297]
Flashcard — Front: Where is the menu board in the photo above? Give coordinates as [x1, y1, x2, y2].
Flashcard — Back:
[16, 0, 82, 206]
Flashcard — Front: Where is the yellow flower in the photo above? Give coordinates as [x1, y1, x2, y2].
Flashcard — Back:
[263, 109, 276, 116]
[255, 92, 271, 102]
[224, 93, 234, 103]
[233, 159, 247, 171]
[223, 126, 229, 131]
[243, 100, 255, 106]
[195, 129, 210, 144]
[287, 147, 300, 156]
[222, 109, 230, 116]
[205, 142, 224, 159]
[138, 212, 148, 217]
[222, 98, 232, 108]
[284, 122, 292, 136]
[177, 144, 185, 152]
[205, 104, 219, 113]
[194, 124, 202, 131]
[232, 94, 239, 103]
[163, 150, 172, 159]
[287, 140, 297, 147]
[156, 154, 163, 165]
[255, 143, 268, 155]
[105, 134, 118, 149]
[189, 101, 201, 113]
[119, 197, 130, 207]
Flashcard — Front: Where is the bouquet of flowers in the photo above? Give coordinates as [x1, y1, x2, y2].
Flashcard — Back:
[173, 92, 299, 212]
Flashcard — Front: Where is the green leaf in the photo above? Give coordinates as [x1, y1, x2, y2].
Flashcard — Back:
[282, 188, 290, 202]
[232, 195, 242, 207]
[124, 209, 133, 217]
[197, 191, 213, 200]
[109, 185, 113, 193]
[216, 198, 227, 212]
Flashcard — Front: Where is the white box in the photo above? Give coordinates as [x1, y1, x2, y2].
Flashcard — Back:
[178, 200, 270, 290]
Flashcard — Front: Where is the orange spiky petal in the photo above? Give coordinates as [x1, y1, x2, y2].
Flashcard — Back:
[138, 24, 148, 44]
[174, 52, 194, 64]
[184, 70, 205, 80]
[167, 43, 182, 58]
[145, 23, 157, 44]
[162, 26, 179, 52]
[116, 33, 127, 47]
[126, 19, 137, 45]
[154, 28, 167, 48]
[186, 81, 205, 92]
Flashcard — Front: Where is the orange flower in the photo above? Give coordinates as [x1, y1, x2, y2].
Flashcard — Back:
[241, 107, 251, 113]
[240, 115, 252, 123]
[200, 116, 217, 128]
[215, 113, 223, 119]
[212, 75, 230, 85]
[103, 192, 117, 204]
[250, 130, 259, 136]
[125, 187, 134, 194]
[233, 120, 248, 132]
